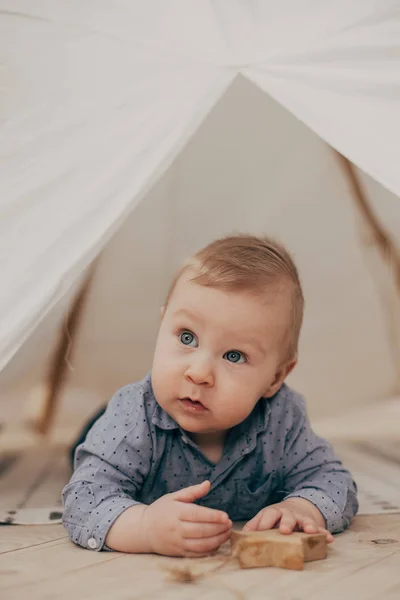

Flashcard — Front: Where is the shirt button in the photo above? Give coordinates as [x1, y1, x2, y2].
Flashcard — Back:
[87, 537, 97, 549]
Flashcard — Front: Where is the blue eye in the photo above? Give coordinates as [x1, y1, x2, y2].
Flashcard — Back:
[224, 350, 245, 364]
[180, 331, 198, 347]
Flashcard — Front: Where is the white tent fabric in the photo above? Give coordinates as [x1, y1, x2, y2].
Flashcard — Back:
[1, 0, 400, 372]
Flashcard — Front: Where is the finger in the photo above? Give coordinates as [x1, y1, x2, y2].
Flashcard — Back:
[278, 510, 297, 534]
[244, 507, 282, 532]
[179, 502, 230, 524]
[317, 527, 334, 543]
[299, 517, 319, 535]
[242, 510, 263, 532]
[171, 480, 211, 503]
[181, 520, 232, 539]
[183, 529, 231, 554]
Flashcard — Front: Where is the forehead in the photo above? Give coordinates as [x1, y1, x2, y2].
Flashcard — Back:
[166, 272, 291, 341]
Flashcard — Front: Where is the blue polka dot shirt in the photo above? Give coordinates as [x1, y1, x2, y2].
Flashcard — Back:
[62, 374, 358, 551]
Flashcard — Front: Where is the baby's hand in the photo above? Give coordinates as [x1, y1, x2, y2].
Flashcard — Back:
[243, 497, 333, 542]
[142, 480, 232, 557]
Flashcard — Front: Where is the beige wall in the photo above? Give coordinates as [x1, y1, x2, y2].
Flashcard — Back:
[1, 76, 399, 424]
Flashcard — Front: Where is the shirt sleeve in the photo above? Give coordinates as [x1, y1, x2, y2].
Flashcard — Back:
[281, 393, 358, 533]
[62, 383, 153, 551]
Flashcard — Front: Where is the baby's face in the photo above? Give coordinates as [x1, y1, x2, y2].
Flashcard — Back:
[151, 272, 294, 436]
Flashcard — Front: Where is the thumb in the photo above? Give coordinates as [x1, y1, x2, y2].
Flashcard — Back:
[171, 480, 211, 503]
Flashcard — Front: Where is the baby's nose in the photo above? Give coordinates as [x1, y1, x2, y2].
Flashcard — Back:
[184, 356, 214, 386]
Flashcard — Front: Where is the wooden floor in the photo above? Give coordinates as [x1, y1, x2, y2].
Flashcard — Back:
[1, 514, 400, 600]
[1, 398, 400, 600]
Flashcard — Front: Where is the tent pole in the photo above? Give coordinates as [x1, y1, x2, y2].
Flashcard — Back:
[334, 153, 400, 274]
[334, 151, 400, 390]
[36, 260, 99, 436]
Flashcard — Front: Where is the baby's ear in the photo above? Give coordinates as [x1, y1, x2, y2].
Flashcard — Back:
[283, 356, 297, 379]
[264, 357, 297, 397]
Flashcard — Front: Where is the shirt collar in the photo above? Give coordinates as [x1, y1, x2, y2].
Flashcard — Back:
[151, 402, 180, 430]
[229, 396, 271, 453]
[147, 374, 180, 430]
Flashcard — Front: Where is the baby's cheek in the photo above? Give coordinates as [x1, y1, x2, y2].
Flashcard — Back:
[219, 394, 258, 427]
[232, 381, 260, 411]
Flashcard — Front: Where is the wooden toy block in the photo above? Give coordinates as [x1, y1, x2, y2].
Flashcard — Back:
[230, 529, 328, 571]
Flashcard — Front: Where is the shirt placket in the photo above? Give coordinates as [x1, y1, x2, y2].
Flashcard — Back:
[209, 430, 258, 489]
[180, 432, 214, 479]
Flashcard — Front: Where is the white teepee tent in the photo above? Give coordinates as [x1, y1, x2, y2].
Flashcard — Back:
[1, 1, 400, 431]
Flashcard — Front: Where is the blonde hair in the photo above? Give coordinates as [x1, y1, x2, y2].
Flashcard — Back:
[165, 234, 304, 361]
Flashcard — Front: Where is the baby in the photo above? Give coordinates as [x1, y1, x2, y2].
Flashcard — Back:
[62, 234, 358, 556]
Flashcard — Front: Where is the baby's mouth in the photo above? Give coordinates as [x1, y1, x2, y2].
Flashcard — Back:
[179, 397, 208, 412]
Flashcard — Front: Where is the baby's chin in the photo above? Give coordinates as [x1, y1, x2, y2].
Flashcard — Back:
[173, 414, 230, 436]
[168, 409, 219, 433]
[174, 416, 216, 433]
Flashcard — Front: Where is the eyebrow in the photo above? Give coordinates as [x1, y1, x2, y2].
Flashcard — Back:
[172, 308, 203, 323]
[239, 337, 267, 356]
